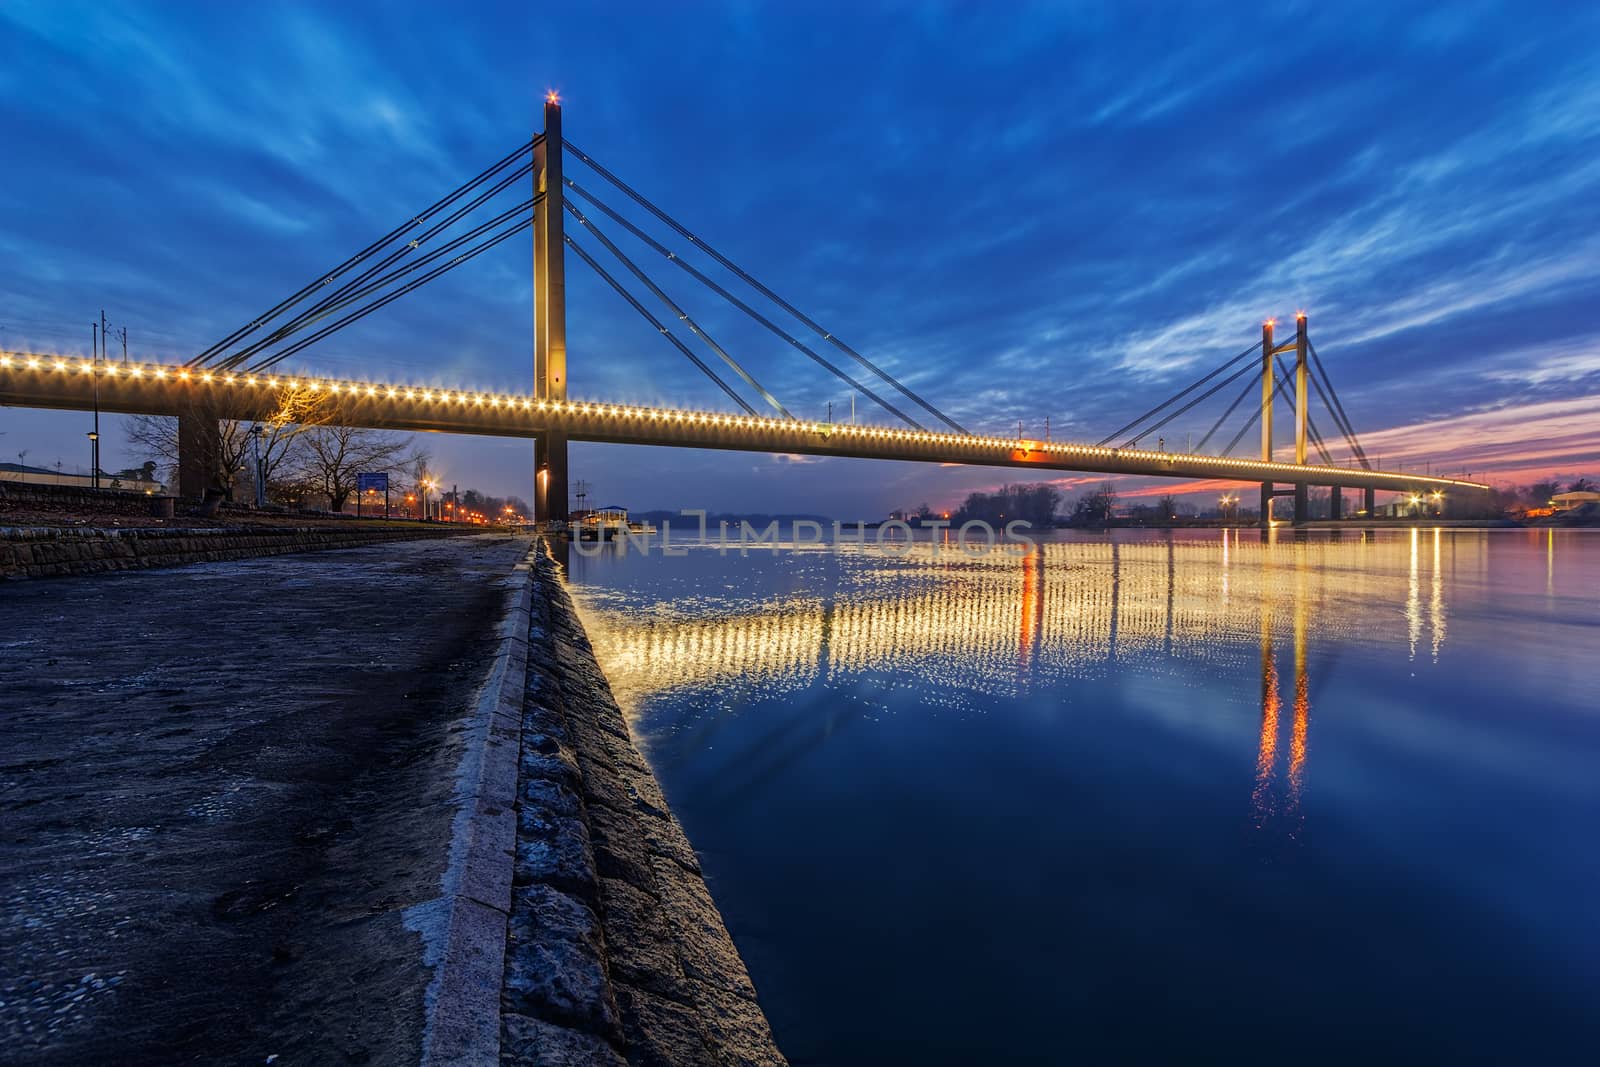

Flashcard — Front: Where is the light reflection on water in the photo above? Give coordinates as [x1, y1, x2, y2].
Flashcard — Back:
[568, 529, 1600, 1064]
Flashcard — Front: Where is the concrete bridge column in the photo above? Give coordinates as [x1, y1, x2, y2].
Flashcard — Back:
[177, 406, 223, 502]
[1259, 482, 1273, 527]
[1293, 482, 1309, 524]
[1364, 486, 1376, 518]
[1329, 485, 1343, 520]
[534, 431, 568, 525]
[533, 94, 570, 524]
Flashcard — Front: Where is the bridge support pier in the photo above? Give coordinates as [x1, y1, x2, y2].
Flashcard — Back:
[1329, 485, 1343, 520]
[1293, 483, 1309, 524]
[1364, 486, 1376, 518]
[1259, 482, 1273, 527]
[534, 431, 568, 527]
[177, 405, 224, 502]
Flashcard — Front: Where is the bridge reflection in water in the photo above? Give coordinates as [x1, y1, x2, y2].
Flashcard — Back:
[574, 528, 1458, 822]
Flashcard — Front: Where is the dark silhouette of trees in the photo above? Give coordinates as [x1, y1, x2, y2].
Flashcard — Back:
[951, 483, 1061, 527]
[1066, 482, 1117, 526]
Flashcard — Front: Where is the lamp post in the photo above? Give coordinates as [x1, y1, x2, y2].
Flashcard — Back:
[250, 424, 265, 507]
[90, 322, 101, 488]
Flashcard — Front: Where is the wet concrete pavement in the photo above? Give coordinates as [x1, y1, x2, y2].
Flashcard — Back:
[0, 533, 532, 1065]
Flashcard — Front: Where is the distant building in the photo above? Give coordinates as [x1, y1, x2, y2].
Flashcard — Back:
[0, 461, 165, 494]
[1551, 491, 1600, 511]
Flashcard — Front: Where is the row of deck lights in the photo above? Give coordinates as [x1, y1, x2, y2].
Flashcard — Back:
[0, 354, 1483, 488]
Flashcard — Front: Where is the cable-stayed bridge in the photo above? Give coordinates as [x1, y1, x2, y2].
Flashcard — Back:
[0, 97, 1487, 522]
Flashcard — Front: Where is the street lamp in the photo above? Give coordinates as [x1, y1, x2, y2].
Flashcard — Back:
[86, 431, 98, 488]
[250, 424, 265, 507]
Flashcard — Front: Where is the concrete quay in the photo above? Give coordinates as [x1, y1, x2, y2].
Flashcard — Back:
[0, 533, 782, 1065]
[494, 545, 786, 1066]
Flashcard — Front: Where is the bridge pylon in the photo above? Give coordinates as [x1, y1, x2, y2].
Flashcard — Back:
[1259, 313, 1312, 525]
[533, 94, 569, 523]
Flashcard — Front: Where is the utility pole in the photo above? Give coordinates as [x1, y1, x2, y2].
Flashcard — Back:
[827, 401, 832, 425]
[251, 424, 265, 507]
[90, 321, 101, 488]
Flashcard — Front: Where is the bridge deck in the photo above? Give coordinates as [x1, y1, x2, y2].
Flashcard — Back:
[0, 355, 1486, 493]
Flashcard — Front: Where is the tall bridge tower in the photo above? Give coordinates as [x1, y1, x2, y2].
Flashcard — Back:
[533, 94, 569, 522]
[1258, 313, 1320, 525]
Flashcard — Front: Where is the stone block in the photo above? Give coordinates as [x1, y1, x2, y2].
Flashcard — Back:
[501, 883, 620, 1041]
[501, 1012, 625, 1067]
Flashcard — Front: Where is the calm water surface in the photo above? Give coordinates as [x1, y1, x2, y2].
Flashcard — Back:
[568, 528, 1599, 1064]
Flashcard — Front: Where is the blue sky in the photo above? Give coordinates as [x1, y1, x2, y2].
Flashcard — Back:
[2, 1, 1597, 514]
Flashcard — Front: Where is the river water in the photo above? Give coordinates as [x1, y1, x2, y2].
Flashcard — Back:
[567, 528, 1599, 1064]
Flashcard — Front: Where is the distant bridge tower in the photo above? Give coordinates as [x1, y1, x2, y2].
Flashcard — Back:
[1258, 312, 1314, 526]
[533, 94, 569, 523]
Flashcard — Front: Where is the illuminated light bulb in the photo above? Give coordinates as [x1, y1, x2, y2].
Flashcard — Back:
[25, 358, 39, 369]
[53, 360, 67, 371]
[331, 382, 343, 393]
[130, 366, 143, 378]
[386, 388, 397, 399]
[473, 395, 484, 405]
[154, 368, 167, 379]
[307, 381, 319, 391]
[267, 377, 279, 387]
[365, 385, 376, 397]
[520, 398, 530, 410]
[199, 371, 211, 383]
[535, 399, 546, 410]
[223, 374, 236, 384]
[0, 356, 11, 367]
[244, 376, 256, 386]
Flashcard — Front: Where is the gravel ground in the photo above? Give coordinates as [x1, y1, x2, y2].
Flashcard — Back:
[0, 534, 532, 1065]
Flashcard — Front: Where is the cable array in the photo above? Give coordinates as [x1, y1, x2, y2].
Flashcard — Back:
[1099, 330, 1371, 471]
[191, 137, 543, 369]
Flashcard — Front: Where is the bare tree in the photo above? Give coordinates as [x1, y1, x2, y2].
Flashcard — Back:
[125, 413, 252, 493]
[296, 424, 414, 512]
[124, 385, 330, 499]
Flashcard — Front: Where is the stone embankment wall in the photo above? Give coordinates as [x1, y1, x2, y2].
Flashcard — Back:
[0, 480, 169, 517]
[501, 545, 785, 1066]
[0, 525, 460, 579]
